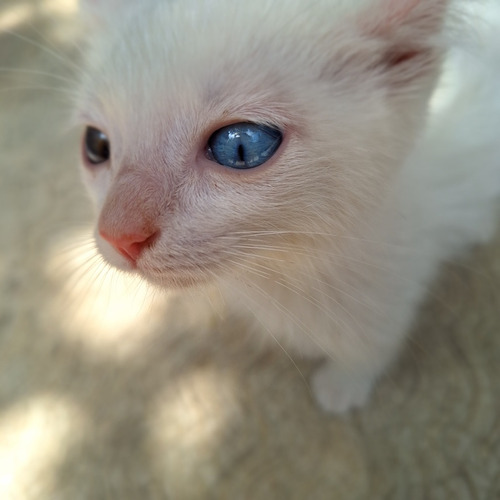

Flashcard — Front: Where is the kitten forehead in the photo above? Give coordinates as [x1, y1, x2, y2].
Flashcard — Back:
[80, 0, 367, 24]
[78, 0, 450, 162]
[80, 0, 359, 93]
[78, 0, 353, 148]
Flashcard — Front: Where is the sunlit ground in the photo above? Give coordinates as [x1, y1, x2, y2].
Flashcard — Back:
[45, 227, 219, 357]
[0, 0, 234, 495]
[2, 0, 500, 496]
[0, 0, 77, 32]
[0, 395, 88, 500]
[5, 224, 234, 497]
[148, 366, 240, 484]
[1, 0, 91, 497]
[43, 222, 235, 491]
[46, 228, 170, 356]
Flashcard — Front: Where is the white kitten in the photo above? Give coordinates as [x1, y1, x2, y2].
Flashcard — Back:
[76, 0, 500, 413]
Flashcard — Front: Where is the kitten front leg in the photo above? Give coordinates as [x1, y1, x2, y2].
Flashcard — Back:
[307, 237, 436, 414]
[311, 359, 385, 415]
[309, 307, 411, 414]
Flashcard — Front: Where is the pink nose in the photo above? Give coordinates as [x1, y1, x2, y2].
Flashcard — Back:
[99, 230, 156, 263]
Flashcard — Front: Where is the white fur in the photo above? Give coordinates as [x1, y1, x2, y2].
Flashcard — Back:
[77, 0, 500, 413]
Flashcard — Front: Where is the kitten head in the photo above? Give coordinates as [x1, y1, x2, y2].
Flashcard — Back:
[77, 0, 449, 288]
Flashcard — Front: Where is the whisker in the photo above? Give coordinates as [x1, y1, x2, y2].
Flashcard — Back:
[217, 259, 334, 360]
[220, 248, 372, 338]
[219, 242, 462, 326]
[0, 85, 79, 101]
[0, 67, 79, 86]
[229, 241, 395, 277]
[223, 258, 274, 281]
[2, 29, 84, 75]
[228, 228, 500, 285]
[22, 19, 88, 65]
[219, 276, 313, 397]
[228, 239, 458, 305]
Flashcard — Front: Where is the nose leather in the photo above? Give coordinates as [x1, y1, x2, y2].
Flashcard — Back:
[100, 230, 156, 263]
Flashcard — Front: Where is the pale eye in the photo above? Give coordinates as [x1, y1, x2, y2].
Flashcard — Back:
[84, 126, 110, 165]
[206, 123, 282, 169]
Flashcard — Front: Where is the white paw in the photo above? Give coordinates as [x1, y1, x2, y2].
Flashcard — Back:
[311, 362, 374, 414]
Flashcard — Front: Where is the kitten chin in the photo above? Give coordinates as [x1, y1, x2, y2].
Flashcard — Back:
[78, 0, 500, 414]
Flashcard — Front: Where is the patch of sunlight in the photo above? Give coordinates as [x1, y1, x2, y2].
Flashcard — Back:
[41, 0, 80, 42]
[45, 228, 172, 357]
[0, 395, 87, 500]
[148, 367, 239, 486]
[43, 0, 79, 16]
[45, 228, 218, 357]
[0, 4, 34, 31]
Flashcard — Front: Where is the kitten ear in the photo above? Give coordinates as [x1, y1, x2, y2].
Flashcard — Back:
[360, 0, 448, 36]
[357, 0, 449, 86]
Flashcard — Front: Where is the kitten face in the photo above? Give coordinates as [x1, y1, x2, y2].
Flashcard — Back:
[77, 0, 446, 288]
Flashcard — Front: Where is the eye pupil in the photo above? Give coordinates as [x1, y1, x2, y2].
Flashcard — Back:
[207, 123, 282, 169]
[84, 126, 110, 165]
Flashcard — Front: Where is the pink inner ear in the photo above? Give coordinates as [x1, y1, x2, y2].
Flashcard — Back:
[386, 49, 422, 67]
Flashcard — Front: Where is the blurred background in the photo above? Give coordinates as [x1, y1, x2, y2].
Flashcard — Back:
[0, 1, 499, 498]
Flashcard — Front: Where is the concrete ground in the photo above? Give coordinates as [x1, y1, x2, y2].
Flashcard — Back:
[1, 1, 499, 498]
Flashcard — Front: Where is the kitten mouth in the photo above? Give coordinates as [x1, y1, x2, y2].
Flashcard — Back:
[139, 267, 212, 289]
[136, 261, 218, 289]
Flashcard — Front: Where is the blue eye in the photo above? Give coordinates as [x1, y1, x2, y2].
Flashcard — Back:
[207, 123, 282, 169]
